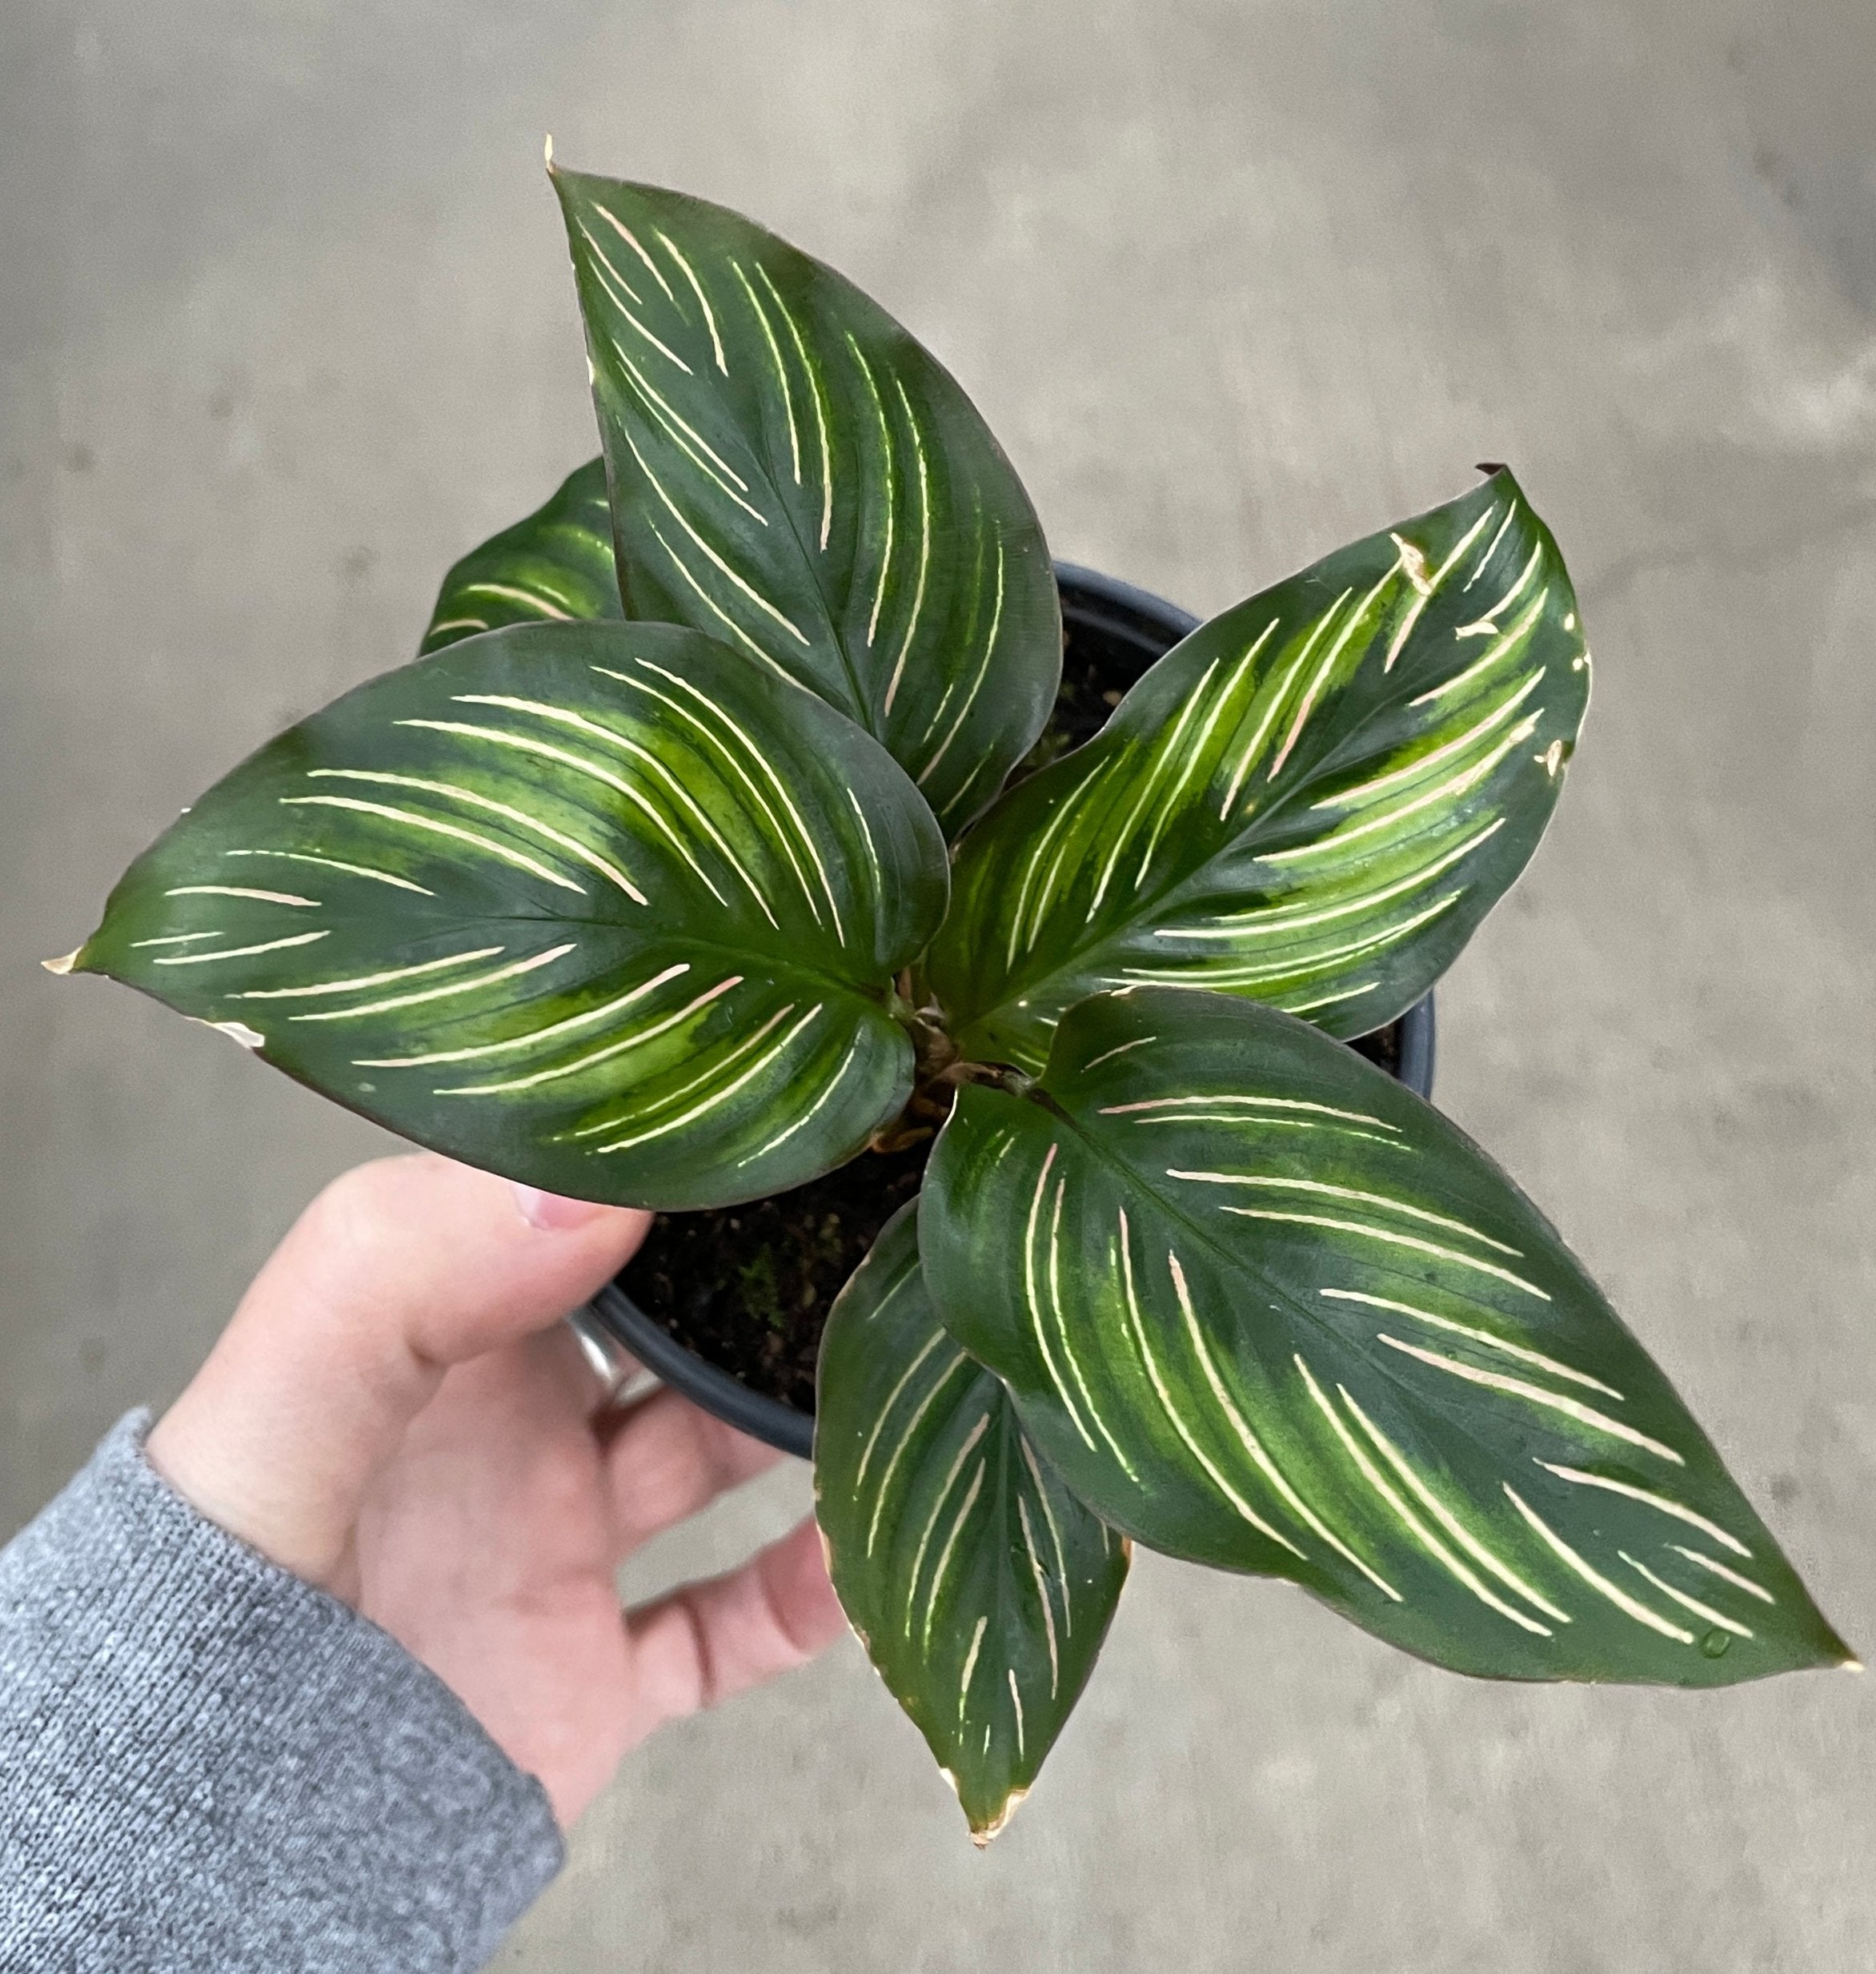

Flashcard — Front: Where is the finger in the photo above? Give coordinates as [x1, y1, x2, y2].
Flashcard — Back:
[626, 1517, 847, 1731]
[601, 1386, 783, 1560]
[146, 1154, 648, 1586]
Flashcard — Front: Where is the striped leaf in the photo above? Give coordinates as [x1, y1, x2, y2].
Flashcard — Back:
[920, 989, 1853, 1684]
[419, 458, 621, 654]
[550, 164, 1061, 833]
[68, 621, 948, 1210]
[928, 470, 1589, 1071]
[816, 1205, 1129, 1843]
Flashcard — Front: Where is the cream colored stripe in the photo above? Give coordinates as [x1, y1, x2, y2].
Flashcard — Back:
[1535, 1462, 1750, 1555]
[1380, 1337, 1680, 1462]
[865, 1352, 970, 1556]
[280, 796, 584, 895]
[354, 963, 691, 1069]
[1620, 1553, 1752, 1638]
[1223, 1211, 1550, 1300]
[290, 945, 573, 1023]
[1669, 1546, 1774, 1605]
[233, 948, 503, 1001]
[165, 885, 319, 908]
[152, 931, 328, 966]
[1322, 1290, 1622, 1399]
[1170, 1252, 1397, 1595]
[1337, 1386, 1566, 1626]
[1502, 1487, 1694, 1643]
[1111, 1217, 1302, 1558]
[1173, 1174, 1522, 1257]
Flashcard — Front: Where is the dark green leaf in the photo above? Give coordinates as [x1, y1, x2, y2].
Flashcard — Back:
[549, 165, 1061, 833]
[420, 458, 622, 653]
[70, 621, 948, 1209]
[920, 989, 1852, 1685]
[929, 471, 1589, 1069]
[816, 1205, 1128, 1842]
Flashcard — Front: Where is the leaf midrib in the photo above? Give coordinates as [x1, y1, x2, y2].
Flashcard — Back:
[952, 530, 1556, 1045]
[1006, 1081, 1497, 1427]
[953, 741, 1371, 1049]
[1006, 1078, 1729, 1514]
[589, 226, 875, 728]
[244, 905, 900, 1009]
[743, 343, 874, 728]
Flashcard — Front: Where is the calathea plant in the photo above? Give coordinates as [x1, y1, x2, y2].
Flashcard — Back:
[56, 160, 1853, 1843]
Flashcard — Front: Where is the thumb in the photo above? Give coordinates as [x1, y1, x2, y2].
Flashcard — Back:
[146, 1154, 648, 1587]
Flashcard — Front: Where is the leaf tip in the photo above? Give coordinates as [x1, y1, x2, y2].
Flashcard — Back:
[967, 1784, 1028, 1848]
[944, 1765, 1030, 1848]
[1841, 1655, 1864, 1675]
[543, 131, 555, 171]
[41, 948, 82, 977]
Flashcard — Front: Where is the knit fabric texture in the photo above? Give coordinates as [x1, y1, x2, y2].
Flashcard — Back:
[0, 1411, 564, 1972]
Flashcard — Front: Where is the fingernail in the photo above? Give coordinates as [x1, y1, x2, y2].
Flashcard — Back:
[510, 1182, 611, 1231]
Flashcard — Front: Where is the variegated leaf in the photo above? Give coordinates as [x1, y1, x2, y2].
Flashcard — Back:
[549, 164, 1061, 833]
[816, 1205, 1128, 1843]
[920, 989, 1852, 1684]
[928, 471, 1588, 1070]
[66, 621, 948, 1210]
[420, 459, 621, 655]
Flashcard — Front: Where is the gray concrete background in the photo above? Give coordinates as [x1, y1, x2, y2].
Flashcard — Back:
[5, 1, 1874, 1966]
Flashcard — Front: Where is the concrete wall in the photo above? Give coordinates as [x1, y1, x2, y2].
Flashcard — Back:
[4, 2, 1873, 1964]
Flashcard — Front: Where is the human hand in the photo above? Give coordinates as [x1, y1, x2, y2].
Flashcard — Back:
[145, 1153, 845, 1828]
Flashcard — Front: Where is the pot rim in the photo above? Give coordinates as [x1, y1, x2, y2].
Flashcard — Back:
[583, 560, 1437, 1462]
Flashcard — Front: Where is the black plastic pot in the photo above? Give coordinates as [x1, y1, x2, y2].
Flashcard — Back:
[584, 563, 1436, 1459]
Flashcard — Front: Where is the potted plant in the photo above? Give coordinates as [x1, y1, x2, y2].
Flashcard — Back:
[51, 158, 1854, 1844]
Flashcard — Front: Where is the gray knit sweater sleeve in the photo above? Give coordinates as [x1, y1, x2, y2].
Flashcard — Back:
[0, 1412, 564, 1972]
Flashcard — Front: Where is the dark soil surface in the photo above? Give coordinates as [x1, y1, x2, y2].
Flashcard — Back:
[620, 1140, 933, 1414]
[1348, 1020, 1401, 1080]
[621, 1012, 1405, 1412]
[1012, 632, 1130, 775]
[616, 583, 1408, 1414]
